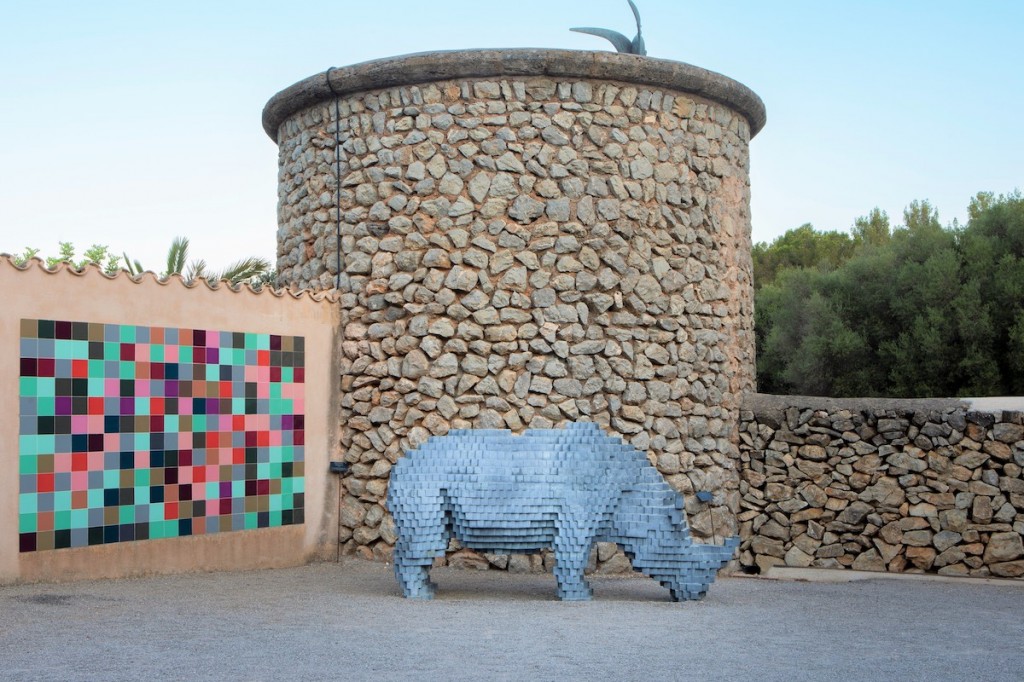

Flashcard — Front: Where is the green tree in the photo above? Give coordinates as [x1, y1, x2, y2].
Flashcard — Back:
[851, 208, 891, 247]
[900, 199, 942, 235]
[754, 193, 1024, 397]
[967, 191, 996, 222]
[752, 223, 854, 290]
[956, 190, 1024, 393]
[876, 226, 962, 396]
[756, 267, 875, 396]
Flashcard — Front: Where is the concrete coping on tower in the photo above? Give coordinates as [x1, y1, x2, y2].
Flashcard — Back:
[262, 48, 766, 143]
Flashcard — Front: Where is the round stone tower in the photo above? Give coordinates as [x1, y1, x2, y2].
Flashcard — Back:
[264, 49, 765, 562]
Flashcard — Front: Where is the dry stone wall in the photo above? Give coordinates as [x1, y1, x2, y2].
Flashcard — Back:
[739, 394, 1024, 579]
[264, 51, 765, 567]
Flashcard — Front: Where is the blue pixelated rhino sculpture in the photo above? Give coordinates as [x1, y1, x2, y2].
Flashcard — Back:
[386, 422, 738, 601]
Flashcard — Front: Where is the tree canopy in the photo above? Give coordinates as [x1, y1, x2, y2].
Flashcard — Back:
[754, 191, 1024, 397]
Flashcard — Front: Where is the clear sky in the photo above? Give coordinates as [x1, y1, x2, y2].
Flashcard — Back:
[2, 0, 1021, 273]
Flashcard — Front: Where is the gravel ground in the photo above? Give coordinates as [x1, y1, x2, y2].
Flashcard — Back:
[1, 560, 1022, 681]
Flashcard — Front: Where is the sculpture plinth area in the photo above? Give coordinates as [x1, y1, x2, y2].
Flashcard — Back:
[264, 49, 766, 568]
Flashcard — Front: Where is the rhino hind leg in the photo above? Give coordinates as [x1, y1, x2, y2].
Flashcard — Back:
[552, 513, 597, 601]
[553, 547, 594, 601]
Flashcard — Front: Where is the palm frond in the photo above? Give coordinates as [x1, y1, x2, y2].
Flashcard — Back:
[184, 258, 209, 284]
[165, 236, 189, 277]
[122, 252, 144, 276]
[218, 257, 272, 284]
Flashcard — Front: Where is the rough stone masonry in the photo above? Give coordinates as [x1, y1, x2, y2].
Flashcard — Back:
[264, 49, 766, 569]
[739, 394, 1024, 579]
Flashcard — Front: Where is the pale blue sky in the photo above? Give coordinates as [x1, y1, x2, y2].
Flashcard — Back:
[1, 1, 1021, 272]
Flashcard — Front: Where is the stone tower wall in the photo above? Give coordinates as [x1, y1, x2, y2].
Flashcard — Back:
[264, 50, 765, 564]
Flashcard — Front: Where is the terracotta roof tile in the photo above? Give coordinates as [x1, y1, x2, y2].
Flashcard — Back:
[1, 254, 337, 303]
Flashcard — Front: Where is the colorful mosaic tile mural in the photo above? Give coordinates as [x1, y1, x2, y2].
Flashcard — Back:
[18, 319, 305, 553]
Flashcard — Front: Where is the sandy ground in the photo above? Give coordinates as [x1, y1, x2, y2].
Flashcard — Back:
[1, 559, 1022, 681]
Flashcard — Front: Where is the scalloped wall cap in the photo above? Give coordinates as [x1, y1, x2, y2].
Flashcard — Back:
[0, 254, 338, 303]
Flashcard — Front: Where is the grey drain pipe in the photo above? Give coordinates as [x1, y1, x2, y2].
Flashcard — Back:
[325, 67, 343, 291]
[326, 67, 345, 560]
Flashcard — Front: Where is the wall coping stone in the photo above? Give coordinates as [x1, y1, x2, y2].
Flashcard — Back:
[744, 393, 1024, 419]
[743, 392, 969, 419]
[262, 48, 767, 142]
